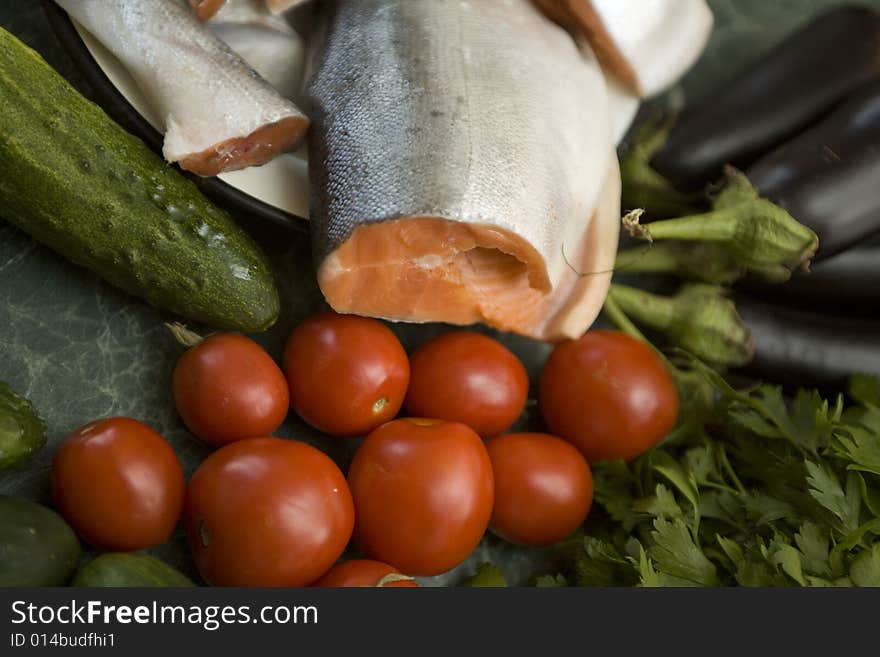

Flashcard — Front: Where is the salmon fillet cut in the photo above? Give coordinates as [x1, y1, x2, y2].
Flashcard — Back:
[534, 0, 713, 98]
[308, 0, 620, 342]
[319, 162, 621, 342]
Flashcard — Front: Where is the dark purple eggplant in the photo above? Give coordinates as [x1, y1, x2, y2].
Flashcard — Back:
[734, 294, 880, 388]
[739, 238, 880, 315]
[747, 77, 880, 197]
[650, 6, 880, 193]
[769, 147, 880, 260]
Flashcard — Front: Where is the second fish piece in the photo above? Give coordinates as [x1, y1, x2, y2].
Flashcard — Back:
[58, 0, 309, 176]
[308, 0, 619, 342]
[534, 0, 713, 98]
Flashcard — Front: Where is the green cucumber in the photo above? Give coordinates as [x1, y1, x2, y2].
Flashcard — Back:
[0, 381, 46, 470]
[72, 553, 195, 587]
[0, 496, 82, 586]
[0, 28, 279, 332]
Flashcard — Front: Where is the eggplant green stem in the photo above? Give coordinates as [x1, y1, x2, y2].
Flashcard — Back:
[608, 284, 679, 332]
[631, 206, 741, 242]
[619, 111, 705, 218]
[602, 293, 649, 343]
[607, 283, 754, 368]
[615, 243, 680, 274]
[615, 241, 744, 285]
[602, 293, 679, 376]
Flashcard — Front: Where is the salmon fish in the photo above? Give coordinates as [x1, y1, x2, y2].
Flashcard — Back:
[307, 0, 620, 342]
[534, 0, 713, 97]
[57, 0, 309, 176]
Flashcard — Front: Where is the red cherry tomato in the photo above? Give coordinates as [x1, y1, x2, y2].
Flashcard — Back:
[173, 333, 289, 446]
[51, 418, 184, 550]
[487, 433, 593, 546]
[313, 560, 419, 587]
[405, 331, 529, 437]
[348, 418, 494, 576]
[539, 331, 679, 461]
[283, 313, 410, 437]
[185, 437, 354, 586]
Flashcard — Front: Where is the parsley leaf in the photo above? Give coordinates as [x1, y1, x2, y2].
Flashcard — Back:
[717, 536, 787, 587]
[762, 536, 806, 586]
[805, 462, 861, 535]
[532, 574, 567, 588]
[856, 473, 880, 518]
[651, 450, 700, 528]
[633, 483, 683, 520]
[832, 425, 880, 478]
[788, 389, 841, 454]
[575, 537, 638, 587]
[592, 461, 642, 531]
[794, 522, 831, 577]
[682, 444, 719, 485]
[635, 546, 665, 587]
[700, 489, 746, 531]
[742, 491, 797, 527]
[849, 544, 880, 586]
[848, 374, 880, 408]
[647, 518, 718, 586]
[633, 545, 696, 587]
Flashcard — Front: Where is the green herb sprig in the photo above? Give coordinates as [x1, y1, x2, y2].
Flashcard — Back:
[539, 369, 880, 587]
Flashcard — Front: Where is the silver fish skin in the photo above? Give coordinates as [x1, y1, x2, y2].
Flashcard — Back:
[57, 0, 309, 176]
[307, 0, 618, 341]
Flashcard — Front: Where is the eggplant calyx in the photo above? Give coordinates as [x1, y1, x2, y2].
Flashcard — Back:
[624, 168, 819, 283]
[607, 283, 754, 368]
[714, 167, 819, 282]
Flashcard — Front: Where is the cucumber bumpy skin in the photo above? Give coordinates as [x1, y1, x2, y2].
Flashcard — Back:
[0, 380, 46, 470]
[72, 553, 195, 587]
[0, 28, 280, 332]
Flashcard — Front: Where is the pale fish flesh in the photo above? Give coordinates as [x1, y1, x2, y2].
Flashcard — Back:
[266, 0, 312, 15]
[307, 0, 620, 342]
[57, 0, 309, 176]
[211, 0, 295, 31]
[534, 0, 713, 98]
[208, 1, 306, 101]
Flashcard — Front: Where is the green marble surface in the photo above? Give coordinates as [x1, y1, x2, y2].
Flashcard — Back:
[1, 0, 876, 585]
